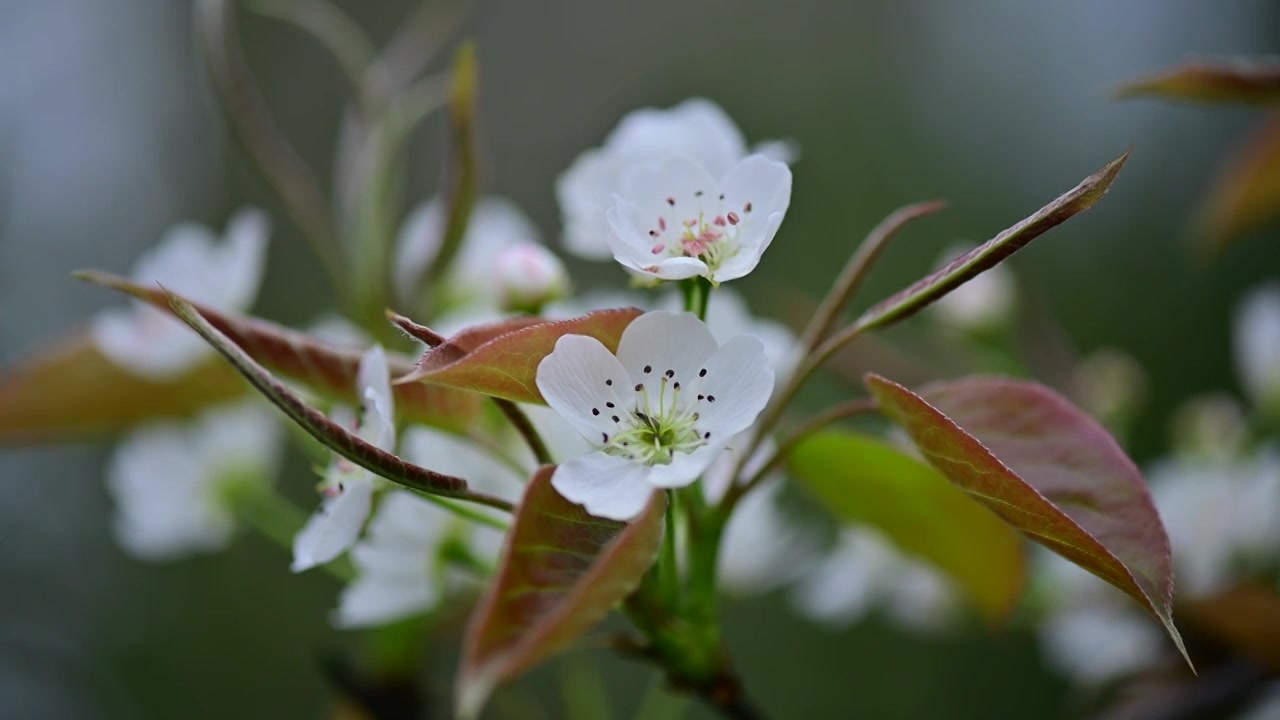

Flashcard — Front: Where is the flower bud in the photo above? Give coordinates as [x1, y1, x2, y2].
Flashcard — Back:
[494, 242, 570, 312]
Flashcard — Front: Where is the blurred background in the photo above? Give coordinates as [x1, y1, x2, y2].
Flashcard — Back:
[2, 1, 1279, 718]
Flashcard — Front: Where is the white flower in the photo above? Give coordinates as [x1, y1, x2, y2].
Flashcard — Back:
[792, 528, 956, 633]
[1149, 448, 1280, 597]
[90, 208, 269, 380]
[929, 242, 1015, 332]
[292, 346, 395, 573]
[557, 98, 795, 260]
[1234, 282, 1280, 411]
[334, 427, 521, 627]
[106, 400, 281, 560]
[493, 241, 570, 311]
[659, 288, 799, 382]
[607, 155, 791, 284]
[393, 196, 541, 311]
[715, 475, 815, 595]
[535, 311, 774, 520]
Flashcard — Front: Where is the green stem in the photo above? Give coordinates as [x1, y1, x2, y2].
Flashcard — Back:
[682, 277, 712, 320]
[659, 490, 680, 606]
[494, 398, 554, 466]
[413, 490, 510, 532]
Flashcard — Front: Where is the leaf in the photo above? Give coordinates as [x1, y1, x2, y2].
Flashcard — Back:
[163, 290, 512, 509]
[0, 333, 246, 443]
[457, 466, 666, 718]
[400, 308, 644, 404]
[853, 153, 1128, 333]
[864, 373, 1189, 665]
[1197, 114, 1280, 251]
[1116, 58, 1280, 104]
[75, 270, 481, 431]
[788, 430, 1025, 623]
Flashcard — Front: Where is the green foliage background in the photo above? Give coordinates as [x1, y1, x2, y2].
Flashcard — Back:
[1, 1, 1278, 717]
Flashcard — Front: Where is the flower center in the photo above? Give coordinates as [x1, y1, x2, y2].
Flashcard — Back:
[600, 371, 710, 466]
[646, 194, 756, 272]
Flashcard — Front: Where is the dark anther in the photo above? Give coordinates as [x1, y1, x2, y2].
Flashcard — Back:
[606, 379, 613, 386]
[606, 402, 615, 408]
[704, 432, 711, 439]
[718, 193, 725, 200]
[635, 383, 644, 392]
[695, 190, 703, 197]
[673, 382, 681, 390]
[707, 395, 717, 403]
[649, 230, 658, 237]
[666, 197, 676, 206]
[602, 432, 609, 443]
[664, 369, 674, 378]
[592, 408, 600, 416]
[699, 368, 707, 377]
[612, 415, 620, 422]
[643, 365, 652, 374]
[697, 394, 705, 400]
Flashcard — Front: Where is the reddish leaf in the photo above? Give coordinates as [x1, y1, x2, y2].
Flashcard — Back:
[865, 373, 1189, 665]
[1117, 58, 1280, 104]
[788, 430, 1026, 623]
[853, 153, 1128, 333]
[413, 316, 548, 370]
[400, 308, 644, 404]
[1198, 114, 1280, 251]
[75, 271, 481, 431]
[457, 466, 665, 717]
[165, 291, 511, 509]
[0, 333, 245, 443]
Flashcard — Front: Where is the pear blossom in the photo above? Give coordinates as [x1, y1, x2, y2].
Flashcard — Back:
[929, 242, 1015, 332]
[535, 311, 774, 520]
[393, 195, 542, 311]
[557, 98, 795, 260]
[493, 241, 571, 311]
[607, 155, 792, 284]
[1234, 282, 1280, 411]
[292, 346, 395, 573]
[106, 400, 281, 560]
[334, 426, 521, 628]
[793, 528, 956, 632]
[90, 208, 269, 380]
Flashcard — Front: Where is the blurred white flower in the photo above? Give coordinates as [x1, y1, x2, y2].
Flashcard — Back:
[793, 528, 956, 633]
[334, 426, 520, 628]
[493, 241, 571, 311]
[1234, 282, 1280, 412]
[715, 475, 814, 595]
[393, 196, 542, 311]
[1149, 448, 1280, 597]
[928, 243, 1015, 332]
[607, 155, 792, 284]
[292, 346, 395, 573]
[557, 98, 794, 260]
[90, 208, 269, 380]
[106, 399, 281, 560]
[536, 311, 774, 520]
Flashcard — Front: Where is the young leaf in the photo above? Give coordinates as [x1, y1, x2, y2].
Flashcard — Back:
[457, 466, 665, 718]
[0, 333, 245, 443]
[164, 289, 511, 510]
[852, 153, 1128, 333]
[408, 315, 547, 366]
[1116, 58, 1280, 104]
[788, 430, 1025, 623]
[1197, 115, 1280, 251]
[399, 308, 644, 404]
[865, 374, 1189, 665]
[75, 270, 481, 431]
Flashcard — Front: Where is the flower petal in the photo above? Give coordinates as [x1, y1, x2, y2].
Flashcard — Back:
[615, 311, 718, 392]
[356, 346, 395, 450]
[691, 335, 774, 437]
[291, 478, 374, 572]
[1234, 282, 1280, 408]
[334, 574, 437, 628]
[642, 439, 728, 489]
[551, 451, 656, 521]
[536, 334, 634, 444]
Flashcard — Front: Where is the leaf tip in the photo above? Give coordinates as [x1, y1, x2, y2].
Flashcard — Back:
[455, 674, 494, 720]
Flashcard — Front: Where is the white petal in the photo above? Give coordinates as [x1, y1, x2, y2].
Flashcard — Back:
[750, 138, 801, 165]
[356, 346, 395, 450]
[556, 148, 618, 260]
[551, 452, 656, 521]
[614, 311, 718, 392]
[291, 478, 374, 572]
[1234, 282, 1280, 407]
[194, 400, 282, 477]
[401, 426, 523, 500]
[334, 574, 437, 628]
[91, 305, 212, 380]
[214, 207, 271, 310]
[697, 289, 799, 381]
[519, 403, 595, 468]
[712, 211, 786, 283]
[690, 335, 774, 437]
[536, 334, 634, 444]
[1039, 606, 1162, 684]
[718, 479, 813, 595]
[392, 199, 445, 302]
[643, 439, 728, 489]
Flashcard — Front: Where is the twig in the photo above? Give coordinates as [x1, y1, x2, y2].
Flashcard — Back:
[493, 398, 553, 466]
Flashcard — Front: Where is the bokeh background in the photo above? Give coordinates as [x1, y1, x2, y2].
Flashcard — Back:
[2, 1, 1279, 718]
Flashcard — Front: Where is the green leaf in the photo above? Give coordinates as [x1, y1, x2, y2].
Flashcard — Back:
[0, 332, 246, 443]
[852, 153, 1128, 333]
[161, 289, 512, 510]
[1197, 115, 1280, 251]
[1116, 58, 1280, 104]
[457, 466, 666, 718]
[865, 374, 1189, 666]
[788, 430, 1025, 623]
[401, 308, 644, 404]
[75, 270, 482, 431]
